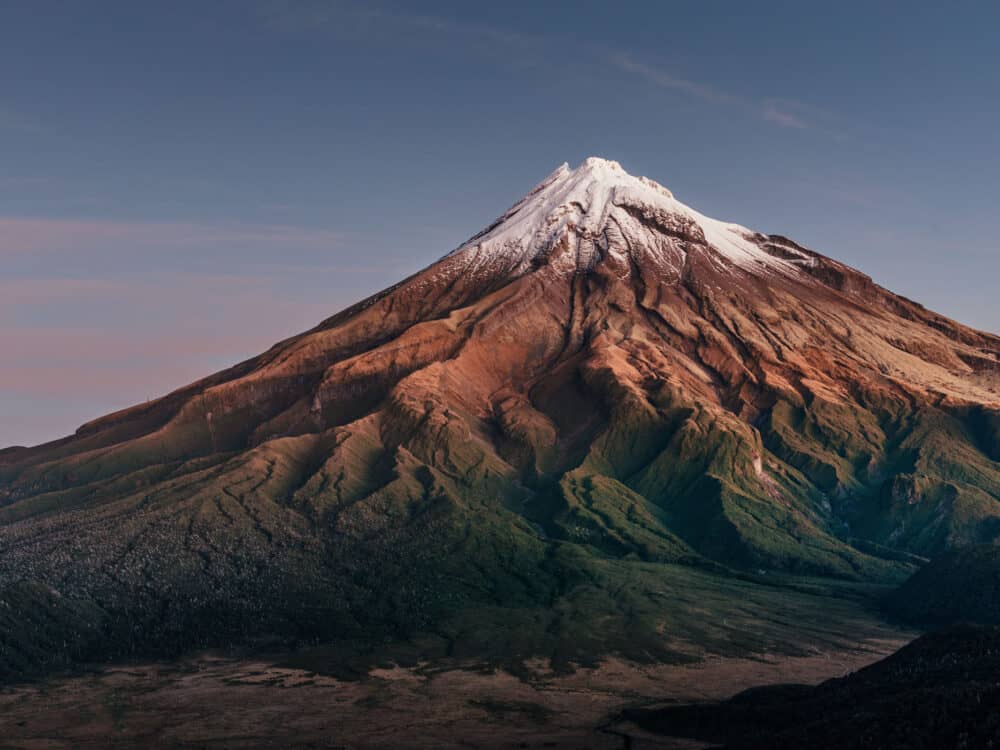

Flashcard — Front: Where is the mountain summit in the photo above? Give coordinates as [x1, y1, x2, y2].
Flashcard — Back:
[450, 156, 791, 275]
[1, 158, 998, 678]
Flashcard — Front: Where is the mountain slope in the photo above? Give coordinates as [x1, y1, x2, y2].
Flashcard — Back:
[625, 624, 1000, 749]
[1, 157, 998, 677]
[887, 543, 1000, 626]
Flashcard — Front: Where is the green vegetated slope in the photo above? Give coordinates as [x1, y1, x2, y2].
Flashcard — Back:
[2, 376, 991, 682]
[762, 398, 1000, 558]
[1, 158, 999, 682]
[1, 291, 997, 682]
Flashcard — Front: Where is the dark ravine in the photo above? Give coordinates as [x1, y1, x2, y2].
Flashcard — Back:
[1, 157, 998, 682]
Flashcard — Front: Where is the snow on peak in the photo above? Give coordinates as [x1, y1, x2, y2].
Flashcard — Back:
[574, 156, 674, 200]
[451, 157, 792, 277]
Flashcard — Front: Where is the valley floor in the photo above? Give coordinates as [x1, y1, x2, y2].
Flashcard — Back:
[0, 632, 911, 750]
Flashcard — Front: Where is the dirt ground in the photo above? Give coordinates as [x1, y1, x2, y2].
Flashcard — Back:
[0, 634, 911, 749]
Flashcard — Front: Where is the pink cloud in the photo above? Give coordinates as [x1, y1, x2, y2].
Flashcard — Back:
[0, 270, 342, 446]
[0, 217, 405, 446]
[0, 321, 280, 403]
[0, 273, 281, 308]
[0, 278, 121, 306]
[0, 272, 340, 330]
[0, 217, 339, 256]
[0, 325, 283, 365]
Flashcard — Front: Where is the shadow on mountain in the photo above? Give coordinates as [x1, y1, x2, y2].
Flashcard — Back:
[885, 543, 1000, 626]
[624, 624, 1000, 749]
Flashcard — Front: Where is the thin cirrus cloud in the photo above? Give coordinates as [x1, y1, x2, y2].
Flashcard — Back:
[0, 271, 340, 446]
[258, 0, 540, 51]
[0, 217, 339, 257]
[0, 271, 335, 369]
[0, 272, 324, 323]
[761, 102, 810, 130]
[0, 277, 121, 306]
[605, 53, 815, 131]
[603, 53, 739, 106]
[259, 1, 822, 133]
[0, 210, 408, 447]
[1, 325, 281, 395]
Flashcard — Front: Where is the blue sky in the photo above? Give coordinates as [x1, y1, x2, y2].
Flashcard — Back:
[2, 0, 998, 446]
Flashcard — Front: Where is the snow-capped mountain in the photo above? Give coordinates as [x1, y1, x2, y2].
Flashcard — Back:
[1, 157, 998, 678]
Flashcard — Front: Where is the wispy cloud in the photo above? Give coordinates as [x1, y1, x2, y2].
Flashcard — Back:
[0, 217, 339, 256]
[0, 271, 343, 445]
[258, 0, 539, 49]
[257, 2, 830, 134]
[606, 53, 820, 131]
[761, 103, 809, 130]
[604, 53, 738, 106]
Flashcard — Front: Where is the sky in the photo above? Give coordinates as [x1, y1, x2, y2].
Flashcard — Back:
[2, 0, 998, 447]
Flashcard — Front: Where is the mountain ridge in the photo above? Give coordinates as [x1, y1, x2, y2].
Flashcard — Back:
[1, 157, 998, 680]
[5, 158, 997, 455]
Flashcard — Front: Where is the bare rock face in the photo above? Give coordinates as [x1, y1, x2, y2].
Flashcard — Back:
[1, 157, 998, 677]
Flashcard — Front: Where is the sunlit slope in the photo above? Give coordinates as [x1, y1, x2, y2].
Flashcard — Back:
[1, 158, 997, 678]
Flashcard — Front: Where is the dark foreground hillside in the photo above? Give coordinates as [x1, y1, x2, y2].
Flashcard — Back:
[625, 624, 1000, 749]
[886, 544, 1000, 626]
